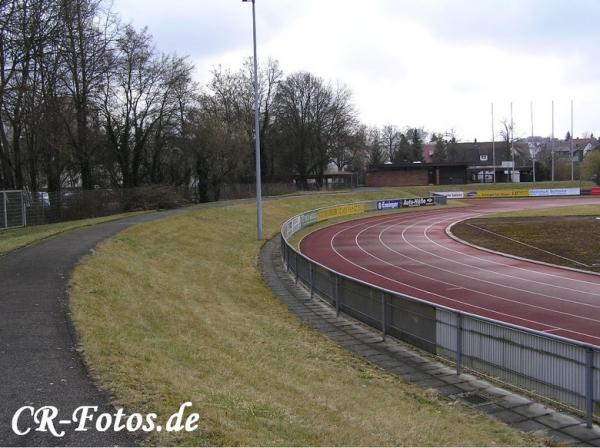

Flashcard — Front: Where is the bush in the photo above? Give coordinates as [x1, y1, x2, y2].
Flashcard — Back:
[122, 186, 190, 211]
[582, 151, 600, 185]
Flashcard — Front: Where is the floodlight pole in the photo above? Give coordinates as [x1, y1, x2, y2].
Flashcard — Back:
[244, 0, 263, 240]
[551, 100, 555, 182]
[570, 99, 574, 181]
[510, 102, 515, 183]
[491, 103, 496, 183]
[531, 101, 535, 183]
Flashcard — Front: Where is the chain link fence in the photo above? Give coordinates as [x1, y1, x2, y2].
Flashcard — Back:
[0, 191, 26, 229]
[281, 196, 599, 427]
[1, 181, 309, 230]
[22, 187, 192, 227]
[0, 187, 191, 229]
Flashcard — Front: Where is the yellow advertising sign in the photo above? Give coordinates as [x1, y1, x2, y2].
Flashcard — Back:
[464, 189, 530, 199]
[317, 203, 365, 222]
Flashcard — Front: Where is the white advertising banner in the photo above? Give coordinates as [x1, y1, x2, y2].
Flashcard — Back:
[528, 188, 581, 197]
[432, 191, 465, 199]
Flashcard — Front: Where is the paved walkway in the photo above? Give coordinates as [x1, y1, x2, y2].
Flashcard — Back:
[0, 209, 192, 446]
[261, 235, 600, 447]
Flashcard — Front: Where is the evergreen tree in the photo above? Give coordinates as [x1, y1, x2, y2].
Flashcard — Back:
[367, 141, 385, 169]
[409, 128, 424, 162]
[394, 134, 411, 163]
[432, 138, 447, 163]
[447, 136, 459, 162]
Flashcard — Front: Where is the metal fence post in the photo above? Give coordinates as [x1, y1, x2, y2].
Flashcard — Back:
[280, 237, 283, 261]
[285, 246, 290, 273]
[294, 252, 298, 283]
[21, 191, 26, 227]
[586, 348, 594, 428]
[309, 263, 314, 298]
[3, 192, 7, 229]
[282, 239, 288, 272]
[335, 274, 340, 316]
[381, 292, 387, 341]
[456, 313, 463, 375]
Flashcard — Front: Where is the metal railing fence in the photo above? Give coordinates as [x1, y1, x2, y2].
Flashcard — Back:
[280, 196, 599, 427]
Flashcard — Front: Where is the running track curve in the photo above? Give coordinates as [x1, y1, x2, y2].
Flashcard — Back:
[299, 197, 600, 346]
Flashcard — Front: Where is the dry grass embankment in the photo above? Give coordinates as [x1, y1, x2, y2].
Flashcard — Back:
[70, 188, 539, 446]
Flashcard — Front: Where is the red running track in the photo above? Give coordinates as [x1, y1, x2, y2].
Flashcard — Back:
[300, 197, 600, 346]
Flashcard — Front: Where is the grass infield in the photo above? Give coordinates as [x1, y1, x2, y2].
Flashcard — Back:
[452, 204, 600, 273]
[66, 184, 553, 446]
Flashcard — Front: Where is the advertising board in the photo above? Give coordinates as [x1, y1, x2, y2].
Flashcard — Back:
[376, 197, 434, 210]
[529, 188, 580, 197]
[465, 189, 530, 198]
[432, 191, 465, 199]
[316, 203, 365, 222]
[301, 211, 317, 227]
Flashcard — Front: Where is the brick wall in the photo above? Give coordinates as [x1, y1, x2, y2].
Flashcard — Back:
[366, 169, 429, 187]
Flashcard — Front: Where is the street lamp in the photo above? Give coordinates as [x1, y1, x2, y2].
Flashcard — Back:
[570, 99, 574, 182]
[551, 100, 555, 182]
[510, 102, 515, 183]
[243, 0, 263, 240]
[530, 101, 536, 183]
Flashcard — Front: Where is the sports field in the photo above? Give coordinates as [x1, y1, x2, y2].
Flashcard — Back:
[452, 204, 600, 273]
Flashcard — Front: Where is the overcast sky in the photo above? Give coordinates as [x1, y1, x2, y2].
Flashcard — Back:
[112, 0, 599, 142]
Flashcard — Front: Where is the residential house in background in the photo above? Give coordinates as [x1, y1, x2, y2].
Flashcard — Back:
[552, 138, 596, 162]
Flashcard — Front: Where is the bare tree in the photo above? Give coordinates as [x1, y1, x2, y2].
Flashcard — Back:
[0, 0, 64, 189]
[366, 126, 385, 169]
[273, 72, 356, 189]
[192, 65, 250, 201]
[100, 25, 195, 188]
[58, 0, 114, 189]
[499, 119, 514, 161]
[381, 124, 400, 163]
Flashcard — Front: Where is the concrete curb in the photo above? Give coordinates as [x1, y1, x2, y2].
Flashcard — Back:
[445, 220, 600, 278]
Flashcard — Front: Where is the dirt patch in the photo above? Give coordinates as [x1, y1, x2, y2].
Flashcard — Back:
[452, 215, 600, 272]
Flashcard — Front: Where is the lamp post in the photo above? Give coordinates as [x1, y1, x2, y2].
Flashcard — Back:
[510, 102, 515, 183]
[531, 101, 536, 183]
[570, 99, 574, 182]
[491, 102, 496, 183]
[551, 100, 555, 182]
[243, 0, 263, 240]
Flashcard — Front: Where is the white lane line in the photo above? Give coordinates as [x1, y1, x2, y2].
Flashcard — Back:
[395, 216, 600, 300]
[465, 222, 592, 267]
[326, 217, 600, 343]
[373, 219, 600, 319]
[423, 218, 600, 293]
[440, 223, 600, 288]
